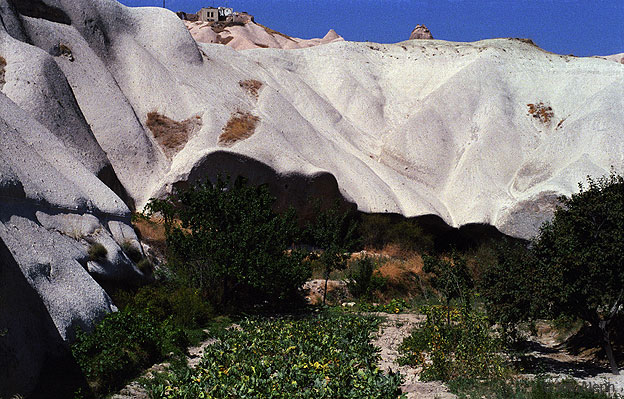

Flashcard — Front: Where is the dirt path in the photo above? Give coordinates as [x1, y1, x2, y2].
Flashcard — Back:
[522, 326, 624, 395]
[371, 312, 457, 399]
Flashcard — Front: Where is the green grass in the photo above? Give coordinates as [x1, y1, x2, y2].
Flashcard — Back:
[145, 313, 405, 398]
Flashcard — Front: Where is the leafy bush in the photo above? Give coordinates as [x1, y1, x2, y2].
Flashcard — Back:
[130, 284, 213, 329]
[71, 309, 188, 395]
[87, 243, 107, 261]
[398, 305, 507, 382]
[478, 239, 543, 342]
[121, 240, 143, 263]
[144, 176, 310, 309]
[345, 256, 387, 299]
[136, 257, 154, 274]
[145, 314, 404, 398]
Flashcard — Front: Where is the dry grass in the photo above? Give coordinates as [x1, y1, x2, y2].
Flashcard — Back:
[239, 79, 263, 99]
[375, 243, 416, 260]
[133, 217, 167, 256]
[256, 23, 295, 42]
[0, 56, 6, 89]
[527, 102, 554, 124]
[218, 111, 259, 146]
[58, 43, 74, 62]
[146, 112, 201, 158]
[375, 253, 426, 301]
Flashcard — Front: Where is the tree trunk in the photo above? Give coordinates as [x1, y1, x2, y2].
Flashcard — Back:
[322, 272, 329, 306]
[599, 320, 620, 375]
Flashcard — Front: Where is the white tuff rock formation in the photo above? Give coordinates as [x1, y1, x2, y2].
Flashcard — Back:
[0, 0, 623, 395]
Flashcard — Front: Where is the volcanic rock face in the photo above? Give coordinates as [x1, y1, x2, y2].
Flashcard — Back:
[409, 24, 433, 40]
[1, 0, 624, 394]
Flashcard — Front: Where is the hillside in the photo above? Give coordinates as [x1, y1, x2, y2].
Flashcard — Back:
[184, 19, 344, 50]
[1, 0, 623, 395]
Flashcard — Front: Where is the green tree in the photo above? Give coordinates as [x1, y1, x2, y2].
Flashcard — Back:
[423, 252, 474, 323]
[479, 239, 552, 341]
[531, 173, 624, 374]
[144, 176, 310, 309]
[306, 203, 359, 305]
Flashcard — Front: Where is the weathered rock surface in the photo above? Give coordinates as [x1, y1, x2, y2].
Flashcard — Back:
[409, 24, 433, 40]
[595, 52, 624, 64]
[184, 19, 344, 50]
[0, 0, 624, 394]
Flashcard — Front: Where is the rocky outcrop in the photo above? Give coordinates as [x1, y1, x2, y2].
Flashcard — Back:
[184, 20, 344, 50]
[1, 1, 624, 393]
[595, 52, 624, 64]
[409, 24, 433, 40]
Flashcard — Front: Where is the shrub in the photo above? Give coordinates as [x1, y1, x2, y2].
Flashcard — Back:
[359, 298, 410, 314]
[136, 258, 154, 274]
[144, 176, 310, 309]
[121, 240, 143, 263]
[346, 256, 387, 299]
[130, 284, 213, 329]
[87, 243, 107, 261]
[398, 305, 507, 382]
[71, 309, 188, 395]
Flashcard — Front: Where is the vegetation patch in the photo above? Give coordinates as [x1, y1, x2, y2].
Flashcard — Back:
[144, 176, 310, 310]
[257, 22, 295, 41]
[239, 79, 263, 99]
[398, 305, 507, 381]
[146, 112, 202, 158]
[88, 243, 107, 261]
[58, 43, 74, 61]
[146, 314, 404, 398]
[218, 111, 260, 146]
[72, 309, 188, 395]
[0, 56, 6, 90]
[527, 102, 554, 124]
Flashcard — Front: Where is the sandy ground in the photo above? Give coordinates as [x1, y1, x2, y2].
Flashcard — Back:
[522, 326, 624, 396]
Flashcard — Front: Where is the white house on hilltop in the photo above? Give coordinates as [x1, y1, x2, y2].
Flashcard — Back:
[197, 6, 233, 22]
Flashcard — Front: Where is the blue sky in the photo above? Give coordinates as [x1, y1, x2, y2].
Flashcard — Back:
[119, 0, 624, 56]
